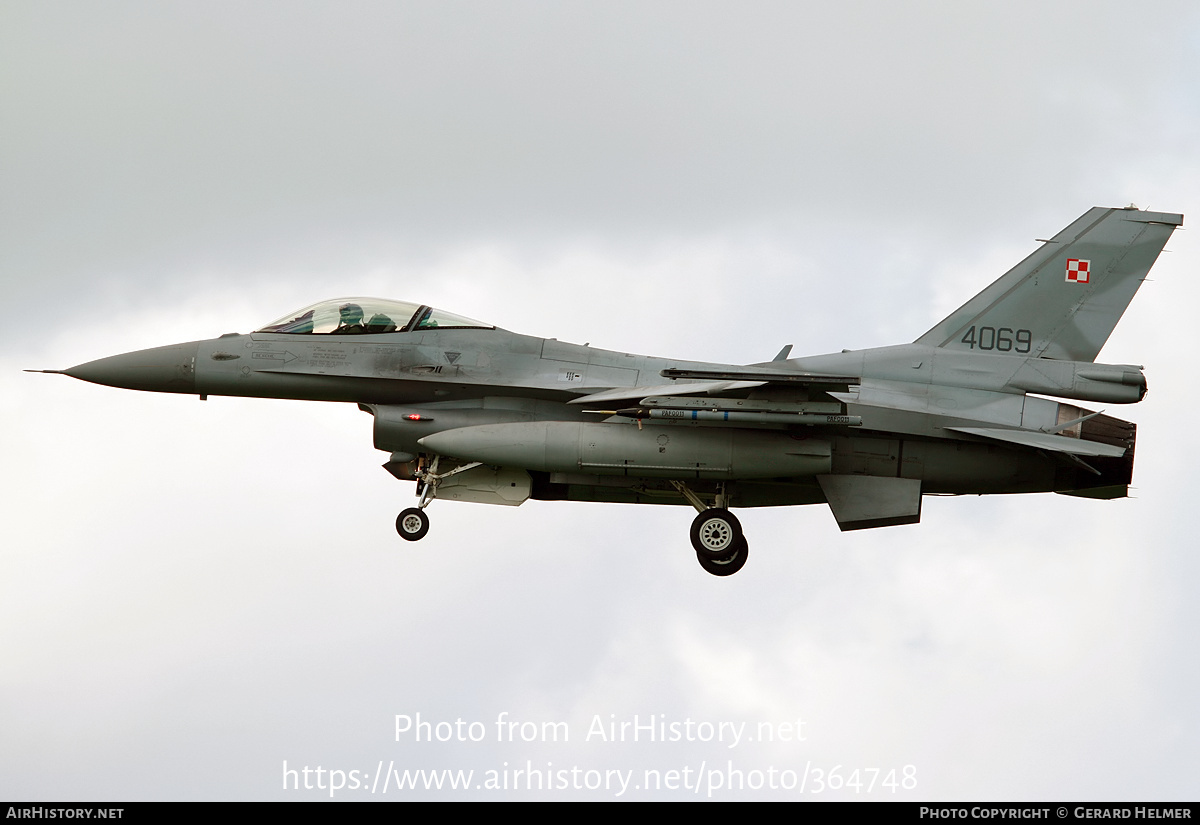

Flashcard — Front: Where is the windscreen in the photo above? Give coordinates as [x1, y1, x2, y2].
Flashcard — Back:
[257, 299, 423, 334]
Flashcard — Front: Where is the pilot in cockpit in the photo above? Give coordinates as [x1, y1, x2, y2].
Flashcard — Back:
[331, 303, 366, 335]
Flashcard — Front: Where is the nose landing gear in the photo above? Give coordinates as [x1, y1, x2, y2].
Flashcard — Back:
[393, 455, 486, 542]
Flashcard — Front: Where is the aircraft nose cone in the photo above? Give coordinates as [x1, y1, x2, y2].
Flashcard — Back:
[64, 342, 199, 394]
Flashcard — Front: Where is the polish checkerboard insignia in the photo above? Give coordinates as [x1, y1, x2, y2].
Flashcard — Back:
[1065, 258, 1091, 283]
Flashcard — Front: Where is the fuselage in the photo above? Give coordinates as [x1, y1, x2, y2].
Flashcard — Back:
[59, 322, 1139, 507]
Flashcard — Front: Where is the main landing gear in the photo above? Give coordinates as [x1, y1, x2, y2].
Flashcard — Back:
[673, 482, 750, 577]
[694, 535, 749, 576]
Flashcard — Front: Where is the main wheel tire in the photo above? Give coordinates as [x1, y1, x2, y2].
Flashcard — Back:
[696, 537, 749, 576]
[689, 508, 743, 560]
[396, 507, 430, 541]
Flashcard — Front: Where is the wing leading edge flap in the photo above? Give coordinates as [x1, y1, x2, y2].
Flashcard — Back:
[660, 368, 859, 390]
[946, 426, 1127, 458]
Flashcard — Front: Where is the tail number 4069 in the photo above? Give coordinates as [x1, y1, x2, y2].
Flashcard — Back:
[960, 326, 1032, 353]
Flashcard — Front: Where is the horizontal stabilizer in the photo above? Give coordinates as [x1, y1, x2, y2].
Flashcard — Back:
[1057, 485, 1128, 500]
[946, 426, 1127, 457]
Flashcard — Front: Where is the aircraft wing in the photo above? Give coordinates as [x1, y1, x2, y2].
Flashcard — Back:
[566, 369, 860, 407]
[945, 426, 1128, 457]
[566, 379, 766, 406]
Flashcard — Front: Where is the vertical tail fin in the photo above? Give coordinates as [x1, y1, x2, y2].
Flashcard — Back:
[916, 207, 1182, 362]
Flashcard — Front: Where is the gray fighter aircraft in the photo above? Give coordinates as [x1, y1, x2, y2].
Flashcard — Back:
[36, 206, 1181, 575]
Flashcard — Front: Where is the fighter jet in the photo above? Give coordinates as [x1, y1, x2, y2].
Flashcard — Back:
[36, 206, 1181, 575]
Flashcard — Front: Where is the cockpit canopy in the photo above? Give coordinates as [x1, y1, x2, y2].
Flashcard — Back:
[256, 298, 493, 335]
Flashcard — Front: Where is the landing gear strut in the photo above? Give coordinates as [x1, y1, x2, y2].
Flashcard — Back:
[394, 455, 483, 542]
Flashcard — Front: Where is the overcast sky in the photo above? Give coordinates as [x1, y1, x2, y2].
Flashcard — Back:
[3, 0, 1198, 800]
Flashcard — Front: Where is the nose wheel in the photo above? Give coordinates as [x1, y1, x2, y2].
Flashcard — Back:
[396, 507, 430, 541]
